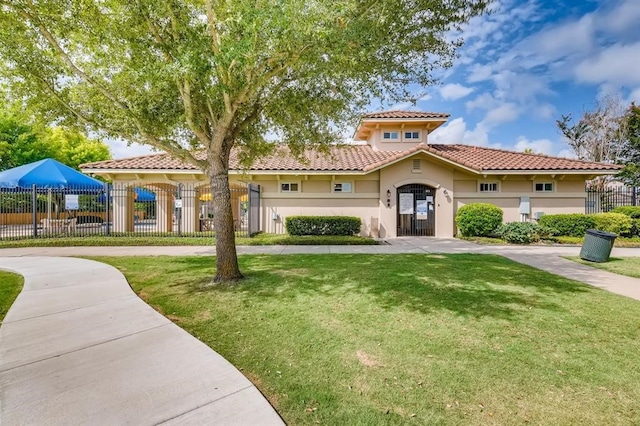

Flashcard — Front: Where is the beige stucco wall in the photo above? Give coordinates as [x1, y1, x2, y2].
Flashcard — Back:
[261, 197, 379, 236]
[453, 180, 476, 192]
[379, 155, 455, 238]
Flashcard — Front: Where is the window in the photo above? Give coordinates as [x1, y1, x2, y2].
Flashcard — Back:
[534, 182, 554, 192]
[280, 182, 299, 192]
[479, 182, 498, 192]
[404, 131, 420, 140]
[333, 182, 352, 193]
[383, 131, 399, 140]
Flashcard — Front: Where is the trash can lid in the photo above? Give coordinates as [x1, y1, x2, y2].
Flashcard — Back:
[586, 229, 617, 238]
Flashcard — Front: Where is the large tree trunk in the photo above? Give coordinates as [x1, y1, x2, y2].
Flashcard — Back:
[209, 155, 243, 282]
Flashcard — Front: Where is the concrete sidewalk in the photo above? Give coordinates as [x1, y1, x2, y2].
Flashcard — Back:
[0, 256, 284, 426]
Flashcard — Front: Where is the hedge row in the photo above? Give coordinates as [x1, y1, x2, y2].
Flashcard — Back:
[539, 212, 634, 237]
[285, 216, 361, 236]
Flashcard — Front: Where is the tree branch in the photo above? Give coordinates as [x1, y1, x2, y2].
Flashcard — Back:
[17, 1, 131, 112]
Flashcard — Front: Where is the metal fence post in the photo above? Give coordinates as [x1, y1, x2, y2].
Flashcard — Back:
[177, 183, 183, 236]
[104, 182, 111, 236]
[32, 184, 38, 238]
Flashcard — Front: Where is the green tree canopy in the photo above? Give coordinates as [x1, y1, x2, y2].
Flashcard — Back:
[0, 0, 489, 281]
[0, 108, 111, 171]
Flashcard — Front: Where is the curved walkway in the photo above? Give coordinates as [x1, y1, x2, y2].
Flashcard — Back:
[0, 256, 284, 426]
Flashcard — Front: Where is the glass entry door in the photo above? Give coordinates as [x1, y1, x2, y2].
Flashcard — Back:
[397, 184, 435, 236]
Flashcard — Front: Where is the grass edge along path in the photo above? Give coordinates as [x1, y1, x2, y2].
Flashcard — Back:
[567, 256, 640, 279]
[0, 234, 378, 248]
[94, 253, 640, 425]
[0, 270, 23, 323]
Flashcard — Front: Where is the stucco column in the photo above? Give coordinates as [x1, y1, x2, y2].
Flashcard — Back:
[181, 186, 200, 233]
[155, 190, 174, 232]
[112, 184, 134, 232]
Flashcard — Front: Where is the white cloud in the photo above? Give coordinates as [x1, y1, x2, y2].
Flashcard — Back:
[535, 103, 556, 119]
[598, 0, 640, 36]
[467, 63, 494, 83]
[429, 117, 491, 146]
[513, 137, 554, 155]
[556, 148, 577, 159]
[465, 93, 499, 111]
[574, 42, 640, 86]
[484, 103, 520, 126]
[439, 83, 475, 100]
[107, 139, 156, 159]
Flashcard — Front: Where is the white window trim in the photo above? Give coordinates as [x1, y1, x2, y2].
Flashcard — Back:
[402, 130, 422, 142]
[478, 181, 499, 192]
[332, 181, 353, 193]
[382, 130, 400, 142]
[533, 181, 555, 192]
[280, 181, 301, 193]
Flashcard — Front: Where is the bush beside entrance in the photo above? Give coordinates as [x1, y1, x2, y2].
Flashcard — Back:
[455, 203, 503, 237]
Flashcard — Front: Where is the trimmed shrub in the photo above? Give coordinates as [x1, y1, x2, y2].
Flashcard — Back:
[611, 206, 640, 219]
[590, 212, 632, 236]
[455, 203, 503, 237]
[538, 214, 595, 237]
[632, 219, 640, 237]
[496, 221, 551, 244]
[285, 216, 361, 236]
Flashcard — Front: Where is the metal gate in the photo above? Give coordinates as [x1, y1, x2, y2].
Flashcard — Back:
[397, 184, 435, 236]
[247, 183, 260, 236]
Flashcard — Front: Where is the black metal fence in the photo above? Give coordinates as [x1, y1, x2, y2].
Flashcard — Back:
[586, 186, 640, 214]
[0, 183, 257, 240]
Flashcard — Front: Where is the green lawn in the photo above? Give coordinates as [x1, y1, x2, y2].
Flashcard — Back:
[0, 233, 378, 248]
[94, 254, 640, 425]
[0, 270, 23, 323]
[568, 256, 640, 279]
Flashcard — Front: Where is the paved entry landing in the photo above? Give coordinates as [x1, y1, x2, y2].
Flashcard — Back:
[0, 256, 283, 426]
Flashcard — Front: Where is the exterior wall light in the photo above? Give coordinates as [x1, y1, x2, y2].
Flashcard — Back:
[442, 189, 449, 196]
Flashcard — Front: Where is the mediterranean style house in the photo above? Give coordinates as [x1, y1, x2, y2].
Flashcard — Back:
[81, 111, 621, 238]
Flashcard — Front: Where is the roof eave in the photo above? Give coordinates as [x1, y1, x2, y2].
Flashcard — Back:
[482, 169, 621, 175]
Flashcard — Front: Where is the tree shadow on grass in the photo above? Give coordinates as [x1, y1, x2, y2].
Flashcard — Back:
[176, 254, 590, 320]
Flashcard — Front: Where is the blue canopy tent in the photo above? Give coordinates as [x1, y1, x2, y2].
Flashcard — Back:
[0, 158, 105, 224]
[0, 158, 104, 189]
[97, 187, 156, 202]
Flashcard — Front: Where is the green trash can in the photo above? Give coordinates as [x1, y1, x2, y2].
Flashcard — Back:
[580, 229, 617, 262]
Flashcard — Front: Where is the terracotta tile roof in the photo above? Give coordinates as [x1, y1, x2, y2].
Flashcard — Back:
[425, 144, 622, 171]
[81, 144, 622, 173]
[362, 110, 450, 119]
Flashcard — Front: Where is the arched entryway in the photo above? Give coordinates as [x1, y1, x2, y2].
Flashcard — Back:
[397, 184, 436, 236]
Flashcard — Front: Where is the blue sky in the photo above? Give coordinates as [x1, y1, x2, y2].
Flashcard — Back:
[109, 0, 640, 159]
[415, 0, 640, 157]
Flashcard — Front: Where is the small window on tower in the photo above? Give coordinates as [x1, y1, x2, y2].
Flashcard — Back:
[405, 131, 420, 140]
[383, 131, 399, 140]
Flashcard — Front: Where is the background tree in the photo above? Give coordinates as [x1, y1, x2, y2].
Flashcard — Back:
[0, 108, 110, 171]
[617, 103, 640, 187]
[0, 0, 488, 281]
[0, 110, 46, 170]
[557, 95, 630, 190]
[556, 95, 628, 164]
